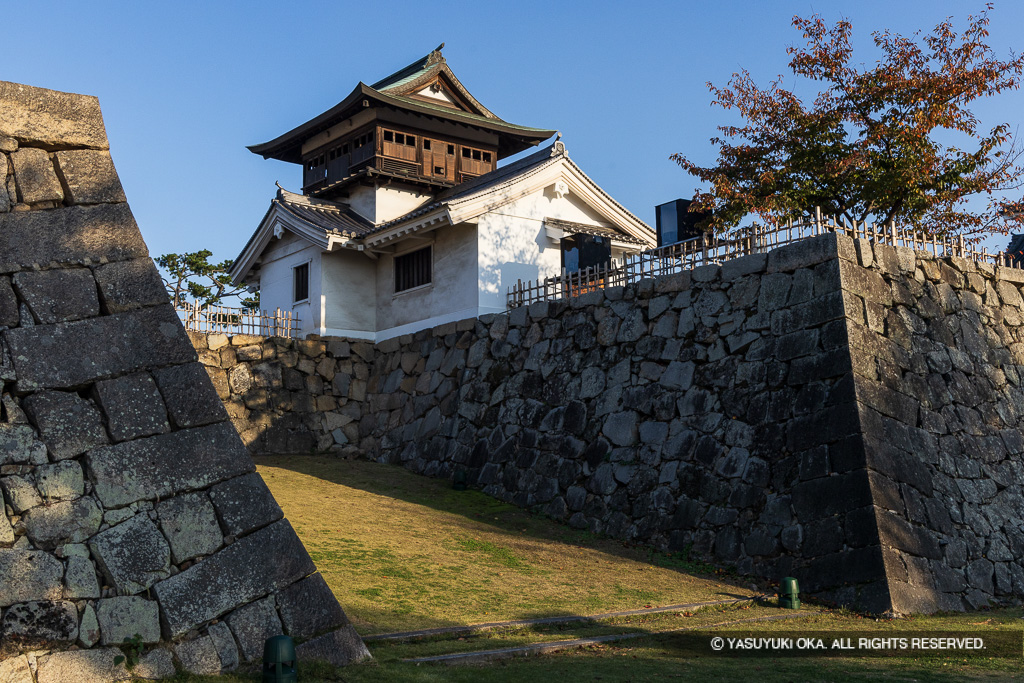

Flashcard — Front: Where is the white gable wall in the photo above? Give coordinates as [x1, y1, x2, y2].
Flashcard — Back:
[374, 222, 479, 337]
[257, 232, 323, 338]
[348, 184, 433, 224]
[476, 186, 624, 314]
[414, 85, 458, 106]
[321, 249, 376, 339]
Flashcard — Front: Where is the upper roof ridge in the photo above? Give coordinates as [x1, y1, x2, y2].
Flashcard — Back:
[370, 44, 446, 92]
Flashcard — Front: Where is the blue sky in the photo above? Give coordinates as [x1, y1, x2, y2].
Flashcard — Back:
[6, 1, 1023, 263]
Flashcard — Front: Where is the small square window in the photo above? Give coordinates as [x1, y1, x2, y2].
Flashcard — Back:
[424, 140, 431, 150]
[472, 150, 481, 160]
[395, 133, 405, 144]
[462, 148, 471, 158]
[447, 144, 455, 155]
[406, 135, 416, 146]
[395, 247, 431, 293]
[384, 130, 393, 142]
[293, 262, 310, 303]
[434, 166, 445, 175]
[483, 152, 491, 163]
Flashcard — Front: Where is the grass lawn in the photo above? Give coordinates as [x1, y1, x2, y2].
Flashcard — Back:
[256, 455, 759, 635]
[177, 456, 1024, 682]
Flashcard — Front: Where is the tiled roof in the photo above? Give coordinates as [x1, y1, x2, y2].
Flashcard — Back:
[370, 45, 443, 92]
[274, 187, 373, 238]
[372, 88, 551, 134]
[545, 218, 649, 245]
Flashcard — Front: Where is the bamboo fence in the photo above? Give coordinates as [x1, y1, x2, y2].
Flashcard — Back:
[174, 301, 301, 338]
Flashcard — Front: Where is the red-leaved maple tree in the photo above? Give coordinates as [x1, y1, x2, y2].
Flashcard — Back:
[673, 5, 1024, 238]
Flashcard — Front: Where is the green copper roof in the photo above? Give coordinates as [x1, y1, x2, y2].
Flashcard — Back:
[370, 45, 443, 92]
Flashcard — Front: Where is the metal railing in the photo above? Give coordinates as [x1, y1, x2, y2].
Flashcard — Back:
[507, 209, 1022, 308]
[175, 301, 301, 338]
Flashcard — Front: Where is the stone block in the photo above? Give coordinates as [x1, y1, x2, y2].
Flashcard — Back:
[153, 520, 316, 638]
[208, 621, 239, 671]
[86, 422, 253, 508]
[0, 476, 41, 513]
[93, 372, 169, 442]
[11, 148, 63, 204]
[35, 460, 84, 502]
[89, 514, 171, 594]
[0, 601, 77, 655]
[175, 636, 222, 675]
[225, 595, 282, 663]
[95, 596, 161, 645]
[207, 473, 283, 538]
[22, 391, 107, 460]
[134, 649, 176, 679]
[152, 362, 229, 429]
[77, 604, 100, 647]
[276, 573, 347, 639]
[0, 550, 63, 607]
[6, 305, 195, 391]
[602, 411, 637, 447]
[0, 508, 13, 545]
[721, 252, 767, 280]
[0, 81, 109, 149]
[0, 424, 47, 466]
[63, 555, 100, 599]
[22, 497, 102, 549]
[294, 624, 371, 666]
[767, 233, 839, 273]
[34, 649, 130, 683]
[156, 492, 222, 563]
[0, 654, 33, 683]
[93, 258, 168, 313]
[0, 277, 18, 327]
[791, 470, 872, 520]
[53, 149, 125, 205]
[13, 268, 99, 324]
[0, 204, 146, 275]
[205, 366, 230, 399]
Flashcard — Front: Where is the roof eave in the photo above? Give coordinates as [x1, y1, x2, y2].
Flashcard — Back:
[248, 84, 555, 165]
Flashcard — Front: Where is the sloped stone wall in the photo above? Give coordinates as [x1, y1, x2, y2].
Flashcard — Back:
[842, 243, 1024, 613]
[196, 232, 1024, 615]
[0, 81, 368, 682]
[359, 235, 892, 608]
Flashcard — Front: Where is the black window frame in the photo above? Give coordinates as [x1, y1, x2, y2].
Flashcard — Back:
[561, 234, 611, 274]
[394, 246, 432, 293]
[293, 262, 310, 303]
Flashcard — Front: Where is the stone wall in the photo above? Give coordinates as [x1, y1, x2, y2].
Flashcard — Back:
[0, 81, 368, 682]
[841, 244, 1024, 613]
[189, 333, 373, 456]
[196, 232, 1024, 615]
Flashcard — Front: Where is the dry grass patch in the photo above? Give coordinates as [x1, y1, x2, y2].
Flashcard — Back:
[255, 456, 757, 635]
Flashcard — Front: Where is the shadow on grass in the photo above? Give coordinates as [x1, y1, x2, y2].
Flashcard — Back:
[256, 454, 761, 616]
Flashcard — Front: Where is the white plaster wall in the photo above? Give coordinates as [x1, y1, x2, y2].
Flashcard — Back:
[257, 233, 323, 337]
[375, 222, 478, 332]
[413, 85, 458, 106]
[348, 183, 434, 224]
[321, 248, 377, 337]
[477, 187, 614, 313]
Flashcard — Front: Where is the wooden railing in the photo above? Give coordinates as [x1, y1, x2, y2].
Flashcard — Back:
[175, 302, 301, 338]
[507, 209, 1023, 309]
